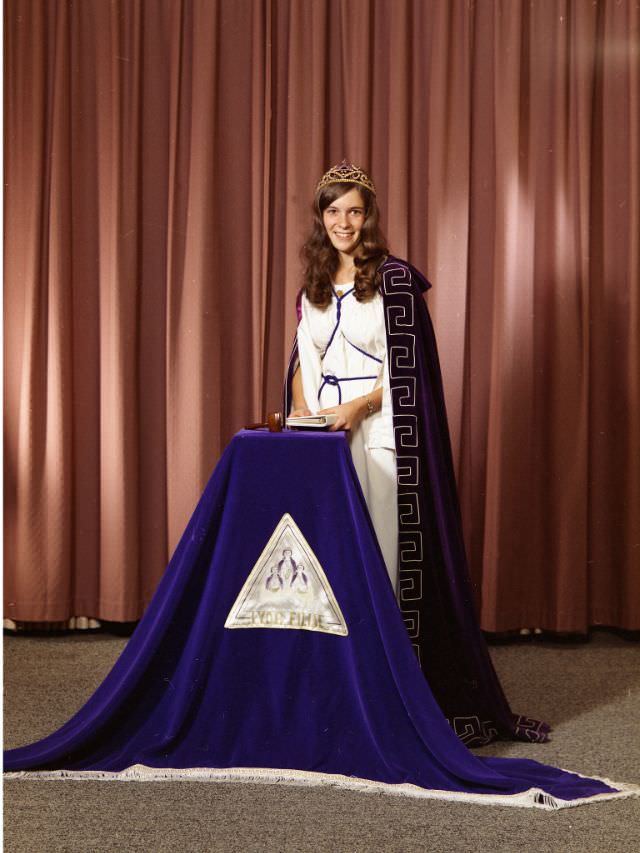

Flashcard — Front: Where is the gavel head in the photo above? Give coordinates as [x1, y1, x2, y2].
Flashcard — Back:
[267, 412, 283, 432]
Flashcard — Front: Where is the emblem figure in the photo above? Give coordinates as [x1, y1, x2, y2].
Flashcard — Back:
[265, 564, 283, 592]
[290, 561, 309, 592]
[278, 548, 297, 582]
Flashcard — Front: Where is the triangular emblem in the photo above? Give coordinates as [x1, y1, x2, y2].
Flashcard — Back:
[225, 513, 348, 636]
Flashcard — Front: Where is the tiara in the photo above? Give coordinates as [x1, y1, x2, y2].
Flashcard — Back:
[315, 160, 376, 196]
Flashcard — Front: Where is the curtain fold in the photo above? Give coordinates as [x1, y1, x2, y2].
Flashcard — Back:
[4, 0, 639, 631]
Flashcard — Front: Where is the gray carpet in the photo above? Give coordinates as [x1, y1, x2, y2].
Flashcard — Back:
[4, 631, 640, 853]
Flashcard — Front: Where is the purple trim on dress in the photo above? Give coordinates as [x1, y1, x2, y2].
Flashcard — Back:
[343, 336, 383, 363]
[322, 297, 342, 359]
[318, 287, 380, 405]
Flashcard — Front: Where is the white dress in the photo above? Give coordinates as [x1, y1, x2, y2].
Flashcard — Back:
[296, 284, 399, 592]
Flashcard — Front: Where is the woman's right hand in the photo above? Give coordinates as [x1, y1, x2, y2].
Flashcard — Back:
[289, 407, 312, 417]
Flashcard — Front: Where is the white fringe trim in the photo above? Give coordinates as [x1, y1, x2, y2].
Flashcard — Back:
[4, 764, 640, 810]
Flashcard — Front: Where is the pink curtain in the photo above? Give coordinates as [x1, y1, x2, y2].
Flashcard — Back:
[4, 0, 639, 631]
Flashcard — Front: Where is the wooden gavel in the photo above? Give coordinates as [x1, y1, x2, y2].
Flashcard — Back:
[244, 412, 283, 432]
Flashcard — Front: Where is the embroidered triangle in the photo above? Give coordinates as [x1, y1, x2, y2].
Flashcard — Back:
[225, 512, 348, 636]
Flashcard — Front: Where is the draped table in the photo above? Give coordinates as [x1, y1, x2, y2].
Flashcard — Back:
[4, 430, 634, 809]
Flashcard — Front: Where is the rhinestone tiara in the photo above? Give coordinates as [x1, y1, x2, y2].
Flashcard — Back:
[315, 159, 376, 196]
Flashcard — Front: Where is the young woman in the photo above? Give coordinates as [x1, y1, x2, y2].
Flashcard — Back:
[289, 166, 399, 592]
[285, 161, 550, 746]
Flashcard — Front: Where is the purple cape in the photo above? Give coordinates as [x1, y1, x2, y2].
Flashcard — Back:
[285, 256, 548, 746]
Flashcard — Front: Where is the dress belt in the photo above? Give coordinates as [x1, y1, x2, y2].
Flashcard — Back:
[318, 372, 379, 405]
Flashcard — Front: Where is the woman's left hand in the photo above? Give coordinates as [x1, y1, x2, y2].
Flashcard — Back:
[318, 399, 367, 432]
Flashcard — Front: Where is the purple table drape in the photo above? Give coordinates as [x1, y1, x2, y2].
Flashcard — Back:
[4, 431, 632, 809]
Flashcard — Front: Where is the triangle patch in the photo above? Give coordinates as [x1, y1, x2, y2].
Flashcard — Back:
[225, 513, 348, 636]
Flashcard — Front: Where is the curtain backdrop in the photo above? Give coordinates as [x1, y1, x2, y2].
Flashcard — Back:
[4, 0, 639, 631]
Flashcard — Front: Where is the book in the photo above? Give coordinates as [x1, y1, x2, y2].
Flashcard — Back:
[286, 414, 338, 429]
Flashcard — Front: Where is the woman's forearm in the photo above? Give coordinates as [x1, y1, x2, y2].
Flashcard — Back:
[291, 367, 309, 411]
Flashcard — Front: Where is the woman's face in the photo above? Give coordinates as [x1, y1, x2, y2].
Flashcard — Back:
[322, 187, 366, 258]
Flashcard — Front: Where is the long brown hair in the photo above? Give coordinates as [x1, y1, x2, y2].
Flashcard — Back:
[301, 181, 389, 308]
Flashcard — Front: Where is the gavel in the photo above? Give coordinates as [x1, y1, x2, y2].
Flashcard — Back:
[244, 412, 284, 432]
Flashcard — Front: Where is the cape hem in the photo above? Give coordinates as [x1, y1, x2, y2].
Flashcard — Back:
[4, 763, 639, 811]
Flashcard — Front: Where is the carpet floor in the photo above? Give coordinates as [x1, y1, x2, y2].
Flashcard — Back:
[3, 630, 639, 853]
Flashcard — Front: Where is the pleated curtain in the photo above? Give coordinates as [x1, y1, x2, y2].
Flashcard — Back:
[4, 0, 639, 631]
